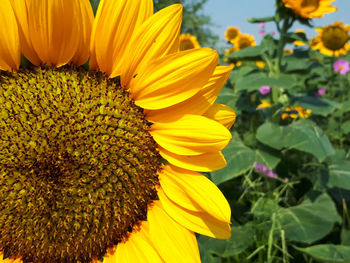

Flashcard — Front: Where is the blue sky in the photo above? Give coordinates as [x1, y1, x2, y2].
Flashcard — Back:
[202, 0, 350, 47]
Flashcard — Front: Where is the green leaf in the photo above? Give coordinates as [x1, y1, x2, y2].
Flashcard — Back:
[284, 56, 310, 72]
[235, 72, 297, 92]
[294, 96, 341, 117]
[215, 88, 239, 109]
[277, 192, 341, 243]
[322, 155, 350, 190]
[295, 245, 350, 262]
[228, 46, 263, 61]
[257, 120, 335, 162]
[255, 149, 280, 169]
[211, 133, 255, 185]
[198, 223, 255, 259]
[342, 121, 350, 134]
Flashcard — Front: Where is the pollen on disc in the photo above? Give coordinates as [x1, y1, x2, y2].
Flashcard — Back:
[0, 67, 162, 263]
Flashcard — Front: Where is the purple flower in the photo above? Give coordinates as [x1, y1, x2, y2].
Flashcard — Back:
[259, 85, 271, 95]
[266, 170, 278, 178]
[255, 163, 278, 179]
[333, 59, 350, 75]
[254, 162, 267, 173]
[258, 22, 265, 29]
[315, 87, 326, 97]
[259, 30, 266, 37]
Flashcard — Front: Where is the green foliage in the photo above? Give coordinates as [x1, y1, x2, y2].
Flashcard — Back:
[200, 0, 350, 262]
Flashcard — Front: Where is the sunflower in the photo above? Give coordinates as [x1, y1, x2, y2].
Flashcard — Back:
[310, 21, 350, 56]
[281, 106, 312, 119]
[225, 26, 240, 43]
[179, 33, 200, 51]
[282, 0, 337, 19]
[233, 34, 256, 51]
[0, 1, 235, 263]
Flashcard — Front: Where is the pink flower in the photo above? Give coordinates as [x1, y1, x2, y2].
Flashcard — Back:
[259, 30, 266, 37]
[258, 22, 265, 29]
[271, 31, 277, 35]
[315, 87, 326, 97]
[254, 162, 267, 173]
[266, 170, 278, 178]
[259, 85, 271, 95]
[333, 59, 350, 75]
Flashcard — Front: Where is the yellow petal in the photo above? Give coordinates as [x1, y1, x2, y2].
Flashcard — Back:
[10, 0, 93, 67]
[103, 222, 163, 263]
[70, 0, 94, 66]
[0, 253, 21, 263]
[204, 104, 236, 130]
[9, 0, 40, 65]
[159, 165, 231, 223]
[145, 65, 233, 123]
[147, 201, 201, 263]
[158, 188, 231, 239]
[90, 0, 153, 75]
[159, 147, 227, 172]
[0, 0, 20, 71]
[115, 4, 183, 85]
[150, 115, 231, 155]
[130, 48, 218, 110]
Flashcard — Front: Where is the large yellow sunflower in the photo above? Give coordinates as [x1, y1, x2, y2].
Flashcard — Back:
[282, 0, 337, 19]
[310, 21, 350, 56]
[0, 1, 235, 263]
[179, 33, 200, 51]
[233, 34, 256, 51]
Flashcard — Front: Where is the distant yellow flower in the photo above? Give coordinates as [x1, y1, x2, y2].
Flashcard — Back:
[225, 26, 240, 43]
[281, 106, 311, 119]
[310, 21, 350, 56]
[284, 49, 293, 54]
[256, 61, 266, 68]
[233, 34, 256, 50]
[282, 0, 337, 19]
[294, 29, 307, 46]
[236, 61, 243, 67]
[257, 100, 271, 109]
[179, 33, 200, 51]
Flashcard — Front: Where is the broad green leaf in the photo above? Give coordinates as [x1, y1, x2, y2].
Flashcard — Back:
[341, 99, 350, 113]
[284, 56, 310, 72]
[255, 149, 280, 169]
[328, 161, 350, 190]
[257, 120, 335, 162]
[211, 133, 255, 185]
[295, 245, 350, 262]
[294, 96, 341, 116]
[215, 88, 239, 109]
[198, 223, 255, 259]
[256, 122, 285, 150]
[342, 121, 350, 134]
[277, 192, 341, 243]
[228, 46, 263, 61]
[235, 72, 297, 92]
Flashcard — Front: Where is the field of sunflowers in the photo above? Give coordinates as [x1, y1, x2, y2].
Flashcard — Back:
[0, 0, 349, 262]
[195, 0, 350, 263]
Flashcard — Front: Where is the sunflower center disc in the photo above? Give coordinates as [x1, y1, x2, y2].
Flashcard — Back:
[301, 0, 319, 12]
[0, 67, 162, 263]
[322, 26, 349, 50]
